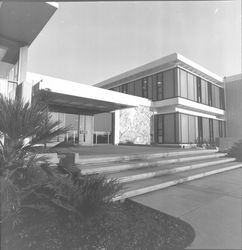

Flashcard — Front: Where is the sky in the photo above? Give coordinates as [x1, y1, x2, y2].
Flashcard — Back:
[28, 1, 241, 85]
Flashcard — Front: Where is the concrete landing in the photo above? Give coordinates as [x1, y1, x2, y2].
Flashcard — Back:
[131, 168, 242, 249]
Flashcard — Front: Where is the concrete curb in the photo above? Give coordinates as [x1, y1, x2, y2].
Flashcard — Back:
[112, 163, 242, 201]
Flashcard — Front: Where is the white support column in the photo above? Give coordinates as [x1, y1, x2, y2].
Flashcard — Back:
[114, 110, 120, 145]
[18, 46, 28, 84]
[18, 46, 32, 102]
[84, 115, 94, 146]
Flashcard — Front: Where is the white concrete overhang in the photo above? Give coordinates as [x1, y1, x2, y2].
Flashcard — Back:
[96, 53, 223, 89]
[152, 97, 225, 119]
[0, 2, 58, 64]
[27, 73, 151, 115]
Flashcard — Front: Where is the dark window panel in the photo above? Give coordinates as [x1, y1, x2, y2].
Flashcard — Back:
[213, 119, 219, 141]
[163, 69, 174, 99]
[121, 84, 128, 94]
[208, 82, 213, 106]
[174, 68, 179, 97]
[219, 88, 225, 110]
[157, 73, 163, 101]
[209, 118, 214, 143]
[163, 113, 175, 143]
[134, 79, 142, 97]
[148, 76, 153, 100]
[157, 114, 163, 143]
[142, 78, 148, 98]
[127, 82, 135, 95]
[219, 120, 226, 137]
[198, 116, 203, 143]
[197, 78, 202, 103]
[152, 74, 157, 101]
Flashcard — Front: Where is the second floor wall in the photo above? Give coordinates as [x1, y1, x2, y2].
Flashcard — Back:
[109, 67, 225, 110]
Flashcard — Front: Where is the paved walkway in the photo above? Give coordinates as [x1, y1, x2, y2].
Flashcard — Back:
[131, 168, 242, 249]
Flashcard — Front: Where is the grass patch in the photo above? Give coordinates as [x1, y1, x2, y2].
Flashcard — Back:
[2, 199, 195, 250]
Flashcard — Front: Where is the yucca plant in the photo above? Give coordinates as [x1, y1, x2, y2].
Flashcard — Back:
[43, 169, 123, 218]
[0, 93, 67, 226]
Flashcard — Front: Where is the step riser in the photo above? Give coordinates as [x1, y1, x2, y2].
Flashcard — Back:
[81, 153, 226, 175]
[77, 149, 218, 165]
[112, 164, 242, 201]
[117, 158, 236, 183]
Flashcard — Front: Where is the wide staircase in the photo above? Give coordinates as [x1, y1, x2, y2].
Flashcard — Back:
[76, 149, 242, 201]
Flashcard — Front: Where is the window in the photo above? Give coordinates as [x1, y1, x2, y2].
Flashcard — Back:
[187, 73, 195, 101]
[148, 76, 153, 100]
[213, 120, 219, 141]
[201, 80, 208, 105]
[127, 82, 135, 95]
[197, 78, 202, 103]
[188, 115, 197, 143]
[134, 79, 142, 97]
[212, 85, 220, 108]
[198, 116, 203, 143]
[180, 114, 189, 143]
[219, 88, 225, 109]
[180, 69, 188, 98]
[209, 119, 214, 143]
[219, 121, 226, 137]
[156, 115, 163, 143]
[152, 74, 157, 101]
[163, 114, 175, 143]
[121, 84, 127, 94]
[163, 69, 174, 99]
[202, 118, 210, 142]
[208, 82, 212, 106]
[142, 78, 148, 98]
[157, 73, 163, 100]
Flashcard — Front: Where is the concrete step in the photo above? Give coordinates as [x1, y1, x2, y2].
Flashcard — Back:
[108, 157, 236, 183]
[79, 152, 226, 175]
[112, 162, 242, 201]
[76, 149, 218, 165]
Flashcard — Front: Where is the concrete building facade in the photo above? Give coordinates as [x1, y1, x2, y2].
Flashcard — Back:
[96, 53, 228, 147]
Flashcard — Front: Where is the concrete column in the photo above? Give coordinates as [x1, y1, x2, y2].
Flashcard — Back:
[114, 110, 120, 145]
[84, 115, 94, 146]
[18, 46, 32, 102]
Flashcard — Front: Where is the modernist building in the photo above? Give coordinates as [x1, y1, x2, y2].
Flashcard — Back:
[1, 1, 241, 148]
[96, 53, 227, 146]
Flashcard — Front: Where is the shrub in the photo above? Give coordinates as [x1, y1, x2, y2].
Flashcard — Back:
[0, 94, 67, 227]
[228, 140, 242, 162]
[44, 167, 122, 218]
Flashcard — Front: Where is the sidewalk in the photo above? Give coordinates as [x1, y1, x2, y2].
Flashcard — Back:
[131, 168, 242, 249]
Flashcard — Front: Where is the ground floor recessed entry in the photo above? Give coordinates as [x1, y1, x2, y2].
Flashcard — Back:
[50, 112, 112, 146]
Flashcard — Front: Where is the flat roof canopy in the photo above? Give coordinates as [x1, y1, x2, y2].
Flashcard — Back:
[0, 2, 57, 65]
[28, 72, 151, 115]
[96, 53, 223, 89]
